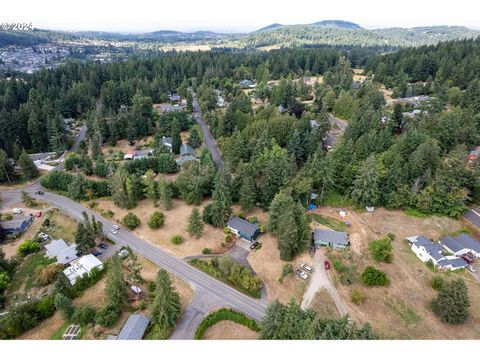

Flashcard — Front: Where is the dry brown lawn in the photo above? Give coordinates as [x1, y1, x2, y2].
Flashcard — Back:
[92, 198, 228, 257]
[314, 206, 480, 339]
[234, 206, 309, 303]
[309, 290, 340, 319]
[100, 137, 153, 161]
[353, 68, 367, 82]
[202, 320, 259, 340]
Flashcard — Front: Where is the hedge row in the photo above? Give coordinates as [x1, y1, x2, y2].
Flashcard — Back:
[194, 308, 261, 340]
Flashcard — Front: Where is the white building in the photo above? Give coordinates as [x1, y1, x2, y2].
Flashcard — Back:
[63, 254, 103, 285]
[45, 239, 78, 265]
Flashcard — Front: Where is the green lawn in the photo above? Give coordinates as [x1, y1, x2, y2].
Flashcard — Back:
[310, 213, 348, 232]
[8, 253, 54, 295]
[51, 322, 85, 340]
[321, 191, 356, 208]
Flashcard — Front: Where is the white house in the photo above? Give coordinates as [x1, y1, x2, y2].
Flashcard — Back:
[437, 257, 468, 271]
[406, 236, 444, 264]
[440, 234, 480, 258]
[63, 255, 103, 285]
[45, 239, 78, 265]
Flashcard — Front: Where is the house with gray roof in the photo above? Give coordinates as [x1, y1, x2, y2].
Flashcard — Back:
[437, 257, 468, 271]
[313, 229, 349, 250]
[45, 239, 78, 265]
[440, 234, 480, 257]
[227, 216, 260, 242]
[116, 314, 150, 340]
[176, 144, 197, 166]
[0, 215, 33, 236]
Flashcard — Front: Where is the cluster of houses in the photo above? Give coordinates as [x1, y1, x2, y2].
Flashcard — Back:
[44, 237, 103, 285]
[406, 233, 480, 271]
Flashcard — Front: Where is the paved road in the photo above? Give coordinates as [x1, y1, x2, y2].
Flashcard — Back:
[53, 124, 88, 171]
[2, 187, 267, 338]
[190, 91, 224, 171]
[464, 208, 480, 228]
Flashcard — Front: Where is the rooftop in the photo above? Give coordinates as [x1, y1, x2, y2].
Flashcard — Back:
[116, 314, 150, 340]
[227, 217, 260, 238]
[313, 229, 349, 246]
[45, 239, 78, 265]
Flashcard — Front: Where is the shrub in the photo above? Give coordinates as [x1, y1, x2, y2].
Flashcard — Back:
[430, 275, 444, 291]
[95, 303, 121, 327]
[223, 227, 231, 234]
[171, 235, 183, 245]
[17, 240, 41, 257]
[248, 217, 258, 224]
[122, 212, 141, 230]
[361, 266, 389, 286]
[148, 211, 165, 229]
[278, 264, 294, 284]
[72, 306, 97, 326]
[42, 218, 50, 227]
[201, 248, 211, 255]
[225, 234, 232, 243]
[35, 263, 63, 286]
[351, 289, 366, 305]
[259, 225, 266, 234]
[431, 278, 470, 324]
[368, 236, 393, 263]
[194, 308, 260, 339]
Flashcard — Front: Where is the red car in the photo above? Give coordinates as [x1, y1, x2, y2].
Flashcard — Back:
[36, 211, 42, 218]
[461, 255, 475, 264]
[324, 260, 331, 270]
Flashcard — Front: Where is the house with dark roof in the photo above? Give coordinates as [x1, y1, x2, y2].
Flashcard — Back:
[0, 215, 33, 236]
[116, 314, 150, 340]
[437, 257, 468, 271]
[227, 216, 260, 242]
[239, 79, 256, 88]
[440, 234, 480, 258]
[313, 229, 349, 250]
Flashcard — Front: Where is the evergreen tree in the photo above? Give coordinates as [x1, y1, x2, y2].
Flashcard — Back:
[171, 118, 181, 154]
[205, 171, 232, 227]
[187, 208, 204, 238]
[351, 155, 380, 207]
[18, 149, 38, 180]
[0, 149, 14, 183]
[239, 175, 257, 212]
[75, 222, 96, 254]
[105, 256, 128, 311]
[111, 167, 136, 209]
[54, 293, 74, 321]
[151, 269, 181, 331]
[158, 177, 173, 210]
[143, 169, 158, 205]
[431, 278, 470, 324]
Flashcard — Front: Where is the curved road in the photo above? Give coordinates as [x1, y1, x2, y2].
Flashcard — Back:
[2, 187, 267, 337]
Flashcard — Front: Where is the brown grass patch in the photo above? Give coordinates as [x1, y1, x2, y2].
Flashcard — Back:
[309, 290, 340, 319]
[202, 320, 259, 340]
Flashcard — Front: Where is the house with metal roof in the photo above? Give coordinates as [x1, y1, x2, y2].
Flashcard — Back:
[440, 234, 480, 258]
[406, 235, 445, 264]
[176, 144, 197, 166]
[0, 215, 33, 236]
[116, 314, 150, 340]
[227, 216, 260, 242]
[45, 239, 78, 265]
[63, 254, 103, 285]
[313, 229, 349, 250]
[437, 257, 468, 271]
[161, 136, 173, 152]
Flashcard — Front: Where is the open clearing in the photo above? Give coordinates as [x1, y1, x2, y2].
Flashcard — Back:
[314, 206, 480, 339]
[202, 320, 259, 340]
[91, 198, 228, 257]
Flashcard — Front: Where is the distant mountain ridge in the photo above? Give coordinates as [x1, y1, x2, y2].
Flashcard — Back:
[1, 20, 479, 49]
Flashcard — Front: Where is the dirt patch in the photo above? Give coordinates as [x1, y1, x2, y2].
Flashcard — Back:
[202, 320, 259, 340]
[309, 290, 340, 319]
[92, 198, 228, 257]
[317, 206, 480, 339]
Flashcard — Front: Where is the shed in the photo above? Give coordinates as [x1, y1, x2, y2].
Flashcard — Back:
[0, 215, 33, 235]
[313, 229, 349, 250]
[116, 314, 150, 340]
[227, 216, 260, 242]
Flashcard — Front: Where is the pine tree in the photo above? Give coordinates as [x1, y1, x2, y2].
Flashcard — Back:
[239, 175, 257, 212]
[151, 269, 181, 331]
[158, 177, 173, 210]
[171, 118, 181, 154]
[105, 256, 128, 311]
[207, 171, 232, 227]
[187, 208, 204, 238]
[351, 155, 380, 207]
[287, 129, 304, 165]
[143, 169, 158, 205]
[111, 167, 136, 209]
[18, 149, 38, 180]
[0, 149, 14, 183]
[55, 293, 74, 321]
[75, 222, 96, 254]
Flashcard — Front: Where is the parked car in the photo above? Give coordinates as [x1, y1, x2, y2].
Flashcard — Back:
[12, 208, 22, 214]
[466, 265, 477, 273]
[324, 260, 331, 270]
[118, 249, 129, 258]
[38, 232, 49, 241]
[461, 255, 475, 264]
[112, 225, 120, 231]
[301, 263, 312, 273]
[36, 190, 44, 195]
[249, 241, 260, 250]
[98, 243, 108, 250]
[296, 269, 308, 280]
[91, 250, 102, 257]
[110, 229, 118, 235]
[36, 211, 42, 218]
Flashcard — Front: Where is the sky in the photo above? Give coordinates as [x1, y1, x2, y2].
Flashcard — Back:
[2, 0, 480, 33]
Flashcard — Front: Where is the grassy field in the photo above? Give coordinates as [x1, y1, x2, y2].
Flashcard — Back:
[310, 213, 348, 232]
[43, 209, 78, 243]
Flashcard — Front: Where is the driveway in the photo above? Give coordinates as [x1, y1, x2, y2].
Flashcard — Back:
[300, 248, 347, 316]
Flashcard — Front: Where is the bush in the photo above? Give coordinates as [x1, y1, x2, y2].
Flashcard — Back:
[201, 248, 211, 255]
[430, 275, 444, 291]
[194, 308, 260, 339]
[95, 303, 121, 327]
[278, 264, 294, 284]
[122, 212, 141, 230]
[171, 235, 183, 245]
[223, 227, 231, 234]
[225, 234, 232, 243]
[35, 263, 63, 286]
[148, 211, 165, 229]
[368, 236, 393, 263]
[248, 217, 258, 224]
[361, 266, 389, 286]
[72, 306, 97, 326]
[351, 289, 366, 305]
[431, 278, 470, 324]
[17, 240, 41, 257]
